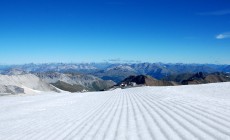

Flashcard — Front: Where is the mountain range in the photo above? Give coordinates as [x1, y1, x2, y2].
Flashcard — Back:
[118, 72, 230, 87]
[36, 72, 115, 92]
[0, 63, 229, 94]
[1, 63, 229, 81]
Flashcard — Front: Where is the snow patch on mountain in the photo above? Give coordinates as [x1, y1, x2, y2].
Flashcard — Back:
[36, 72, 116, 92]
[0, 74, 59, 94]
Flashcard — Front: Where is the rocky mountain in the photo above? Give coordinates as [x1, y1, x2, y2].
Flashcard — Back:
[119, 72, 230, 87]
[2, 68, 28, 75]
[181, 72, 230, 85]
[36, 72, 116, 92]
[223, 65, 230, 73]
[0, 85, 24, 95]
[1, 63, 229, 95]
[119, 75, 176, 87]
[94, 65, 137, 83]
[0, 74, 59, 94]
[93, 63, 230, 83]
[1, 63, 230, 83]
[0, 63, 99, 74]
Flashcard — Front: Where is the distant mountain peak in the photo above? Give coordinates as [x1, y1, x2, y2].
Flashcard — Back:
[3, 68, 28, 75]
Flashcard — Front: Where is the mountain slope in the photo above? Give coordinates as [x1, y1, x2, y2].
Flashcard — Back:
[120, 75, 176, 86]
[181, 72, 230, 85]
[0, 85, 24, 95]
[0, 74, 59, 94]
[223, 65, 230, 73]
[94, 65, 138, 83]
[36, 72, 115, 92]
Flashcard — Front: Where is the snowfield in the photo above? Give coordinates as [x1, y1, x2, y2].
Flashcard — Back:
[0, 83, 230, 140]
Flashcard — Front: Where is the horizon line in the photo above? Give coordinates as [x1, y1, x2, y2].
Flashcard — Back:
[0, 61, 229, 66]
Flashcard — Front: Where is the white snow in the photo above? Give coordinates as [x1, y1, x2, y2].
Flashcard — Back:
[0, 82, 230, 140]
[0, 74, 58, 94]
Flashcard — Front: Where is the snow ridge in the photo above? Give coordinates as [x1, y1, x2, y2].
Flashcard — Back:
[0, 74, 59, 94]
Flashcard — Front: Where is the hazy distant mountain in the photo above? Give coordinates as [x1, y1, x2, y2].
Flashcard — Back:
[2, 68, 28, 75]
[94, 65, 137, 83]
[130, 63, 229, 78]
[163, 73, 195, 83]
[36, 72, 116, 92]
[93, 63, 230, 82]
[0, 63, 98, 73]
[131, 63, 173, 79]
[0, 63, 229, 83]
[0, 63, 229, 94]
[223, 65, 230, 73]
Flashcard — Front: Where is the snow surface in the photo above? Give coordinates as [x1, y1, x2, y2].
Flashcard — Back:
[0, 83, 230, 140]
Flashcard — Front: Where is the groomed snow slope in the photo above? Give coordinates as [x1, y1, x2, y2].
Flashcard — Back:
[0, 83, 230, 140]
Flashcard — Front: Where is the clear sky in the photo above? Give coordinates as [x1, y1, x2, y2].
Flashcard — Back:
[0, 0, 229, 64]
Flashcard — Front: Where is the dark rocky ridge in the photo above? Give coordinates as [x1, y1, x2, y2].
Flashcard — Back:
[119, 75, 176, 87]
[119, 72, 230, 87]
[0, 85, 24, 95]
[181, 72, 230, 85]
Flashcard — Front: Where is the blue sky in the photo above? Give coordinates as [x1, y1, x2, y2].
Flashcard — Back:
[0, 0, 229, 64]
